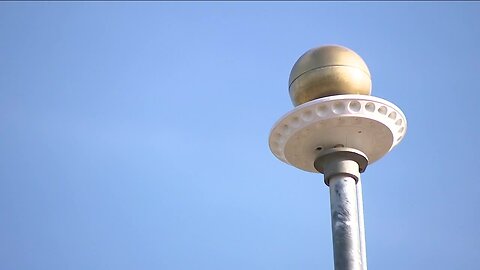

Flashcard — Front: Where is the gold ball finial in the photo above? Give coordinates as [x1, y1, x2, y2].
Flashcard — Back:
[289, 45, 372, 106]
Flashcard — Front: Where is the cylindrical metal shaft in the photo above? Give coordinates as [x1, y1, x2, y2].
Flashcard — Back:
[315, 147, 368, 270]
[329, 175, 362, 270]
[356, 178, 367, 270]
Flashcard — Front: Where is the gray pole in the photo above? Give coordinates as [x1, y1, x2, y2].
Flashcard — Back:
[315, 148, 368, 270]
[268, 45, 407, 270]
[356, 178, 368, 270]
[329, 174, 362, 270]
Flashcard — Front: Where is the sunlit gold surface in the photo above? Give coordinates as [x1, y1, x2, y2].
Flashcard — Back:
[289, 45, 372, 106]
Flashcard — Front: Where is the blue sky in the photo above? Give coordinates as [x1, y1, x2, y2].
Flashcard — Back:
[1, 2, 479, 270]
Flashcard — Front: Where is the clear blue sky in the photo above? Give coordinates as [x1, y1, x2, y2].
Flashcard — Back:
[1, 2, 479, 270]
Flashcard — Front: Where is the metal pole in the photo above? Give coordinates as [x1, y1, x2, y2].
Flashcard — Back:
[329, 174, 362, 270]
[314, 148, 368, 270]
[356, 178, 368, 270]
[268, 45, 407, 270]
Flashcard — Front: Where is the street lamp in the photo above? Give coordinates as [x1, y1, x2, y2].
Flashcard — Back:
[268, 45, 407, 270]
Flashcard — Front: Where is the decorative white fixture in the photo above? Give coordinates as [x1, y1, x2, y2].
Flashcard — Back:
[269, 94, 406, 173]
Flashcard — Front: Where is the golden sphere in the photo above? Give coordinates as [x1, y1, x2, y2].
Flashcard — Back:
[289, 45, 372, 106]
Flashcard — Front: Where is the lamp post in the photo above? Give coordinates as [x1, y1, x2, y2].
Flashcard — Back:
[268, 45, 407, 270]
